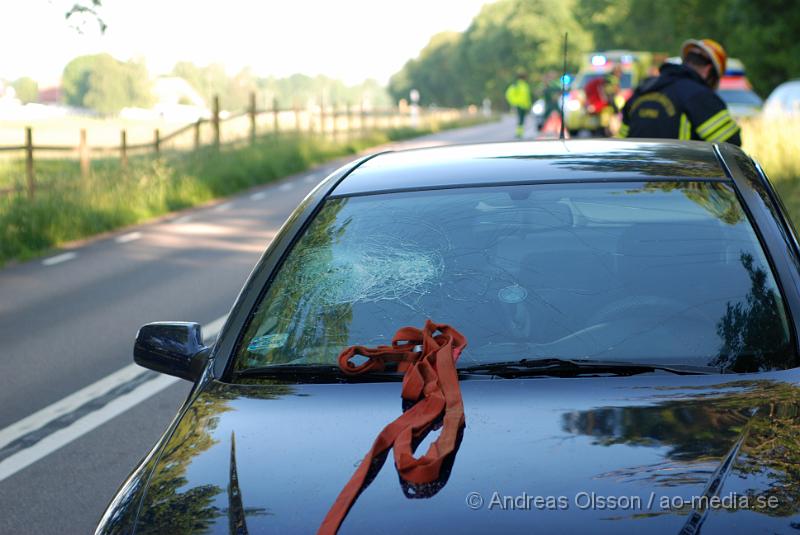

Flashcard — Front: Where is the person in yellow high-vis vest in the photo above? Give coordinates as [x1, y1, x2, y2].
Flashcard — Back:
[506, 70, 533, 139]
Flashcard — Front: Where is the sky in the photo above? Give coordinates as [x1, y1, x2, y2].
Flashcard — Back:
[1, 0, 491, 87]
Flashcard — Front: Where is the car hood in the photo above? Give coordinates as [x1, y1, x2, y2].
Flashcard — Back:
[128, 371, 800, 534]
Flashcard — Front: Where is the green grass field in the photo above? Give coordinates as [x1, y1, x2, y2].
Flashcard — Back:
[0, 115, 493, 265]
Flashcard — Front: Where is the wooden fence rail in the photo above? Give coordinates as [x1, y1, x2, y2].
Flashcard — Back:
[0, 92, 469, 199]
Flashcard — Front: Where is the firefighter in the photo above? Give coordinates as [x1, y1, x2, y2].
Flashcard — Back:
[585, 65, 624, 136]
[541, 71, 563, 122]
[619, 39, 741, 146]
[506, 70, 533, 139]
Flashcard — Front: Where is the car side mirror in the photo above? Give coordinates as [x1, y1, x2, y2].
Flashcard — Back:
[134, 322, 210, 382]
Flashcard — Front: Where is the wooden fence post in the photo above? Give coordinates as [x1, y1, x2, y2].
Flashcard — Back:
[318, 96, 325, 137]
[345, 103, 351, 140]
[331, 102, 337, 140]
[294, 105, 301, 133]
[193, 120, 201, 150]
[154, 129, 161, 156]
[25, 127, 34, 199]
[360, 103, 367, 135]
[249, 92, 257, 145]
[120, 130, 128, 170]
[79, 128, 90, 177]
[273, 98, 279, 134]
[212, 95, 220, 150]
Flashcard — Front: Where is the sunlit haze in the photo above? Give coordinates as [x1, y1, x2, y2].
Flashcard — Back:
[2, 0, 491, 86]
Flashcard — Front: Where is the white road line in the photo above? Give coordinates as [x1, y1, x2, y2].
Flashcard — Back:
[214, 202, 233, 212]
[0, 314, 227, 482]
[172, 215, 193, 224]
[249, 191, 268, 201]
[278, 182, 294, 192]
[115, 232, 142, 244]
[0, 374, 179, 482]
[42, 252, 77, 266]
[0, 365, 145, 451]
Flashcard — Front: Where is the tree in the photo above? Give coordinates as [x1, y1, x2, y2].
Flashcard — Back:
[83, 63, 129, 115]
[358, 78, 393, 108]
[173, 62, 227, 106]
[62, 54, 100, 107]
[65, 0, 106, 33]
[62, 54, 153, 115]
[574, 0, 800, 97]
[389, 32, 466, 107]
[388, 0, 592, 108]
[11, 77, 38, 103]
[172, 62, 245, 109]
[718, 0, 800, 97]
[119, 59, 154, 108]
[171, 64, 392, 112]
[459, 0, 591, 106]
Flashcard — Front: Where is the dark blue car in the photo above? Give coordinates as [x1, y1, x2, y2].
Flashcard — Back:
[98, 140, 800, 534]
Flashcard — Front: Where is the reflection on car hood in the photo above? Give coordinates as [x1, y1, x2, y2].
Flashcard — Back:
[128, 371, 800, 533]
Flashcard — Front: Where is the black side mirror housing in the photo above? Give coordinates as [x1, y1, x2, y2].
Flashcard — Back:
[134, 322, 210, 382]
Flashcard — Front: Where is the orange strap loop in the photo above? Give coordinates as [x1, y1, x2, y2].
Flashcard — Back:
[318, 320, 467, 534]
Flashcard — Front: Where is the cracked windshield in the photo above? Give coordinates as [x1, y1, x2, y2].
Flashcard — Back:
[237, 181, 792, 374]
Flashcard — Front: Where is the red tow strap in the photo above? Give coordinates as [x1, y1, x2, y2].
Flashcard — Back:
[318, 320, 467, 534]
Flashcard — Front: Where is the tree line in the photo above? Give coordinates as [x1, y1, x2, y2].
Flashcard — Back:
[389, 0, 800, 107]
[4, 55, 392, 117]
[171, 62, 392, 112]
[14, 0, 800, 115]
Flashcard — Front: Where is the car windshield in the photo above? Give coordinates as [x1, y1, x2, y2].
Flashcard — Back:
[718, 89, 763, 106]
[234, 181, 794, 375]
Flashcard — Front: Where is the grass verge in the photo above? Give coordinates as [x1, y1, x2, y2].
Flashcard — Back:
[0, 115, 495, 265]
[742, 117, 800, 224]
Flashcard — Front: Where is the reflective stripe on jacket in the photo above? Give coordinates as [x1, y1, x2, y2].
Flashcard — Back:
[619, 63, 741, 146]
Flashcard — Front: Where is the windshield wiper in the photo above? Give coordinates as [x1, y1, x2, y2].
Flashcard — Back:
[237, 359, 717, 382]
[236, 364, 405, 383]
[459, 358, 716, 378]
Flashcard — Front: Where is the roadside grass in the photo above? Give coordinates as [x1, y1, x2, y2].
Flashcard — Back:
[0, 116, 494, 265]
[742, 117, 800, 225]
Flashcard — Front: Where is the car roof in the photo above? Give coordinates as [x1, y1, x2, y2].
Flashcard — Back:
[332, 139, 727, 197]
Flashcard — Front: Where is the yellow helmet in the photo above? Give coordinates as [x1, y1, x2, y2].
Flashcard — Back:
[681, 38, 728, 85]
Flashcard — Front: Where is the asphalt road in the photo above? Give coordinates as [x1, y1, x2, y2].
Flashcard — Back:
[0, 115, 517, 534]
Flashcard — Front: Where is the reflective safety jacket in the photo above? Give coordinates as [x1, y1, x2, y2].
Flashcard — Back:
[506, 79, 532, 110]
[584, 77, 609, 113]
[619, 63, 741, 146]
